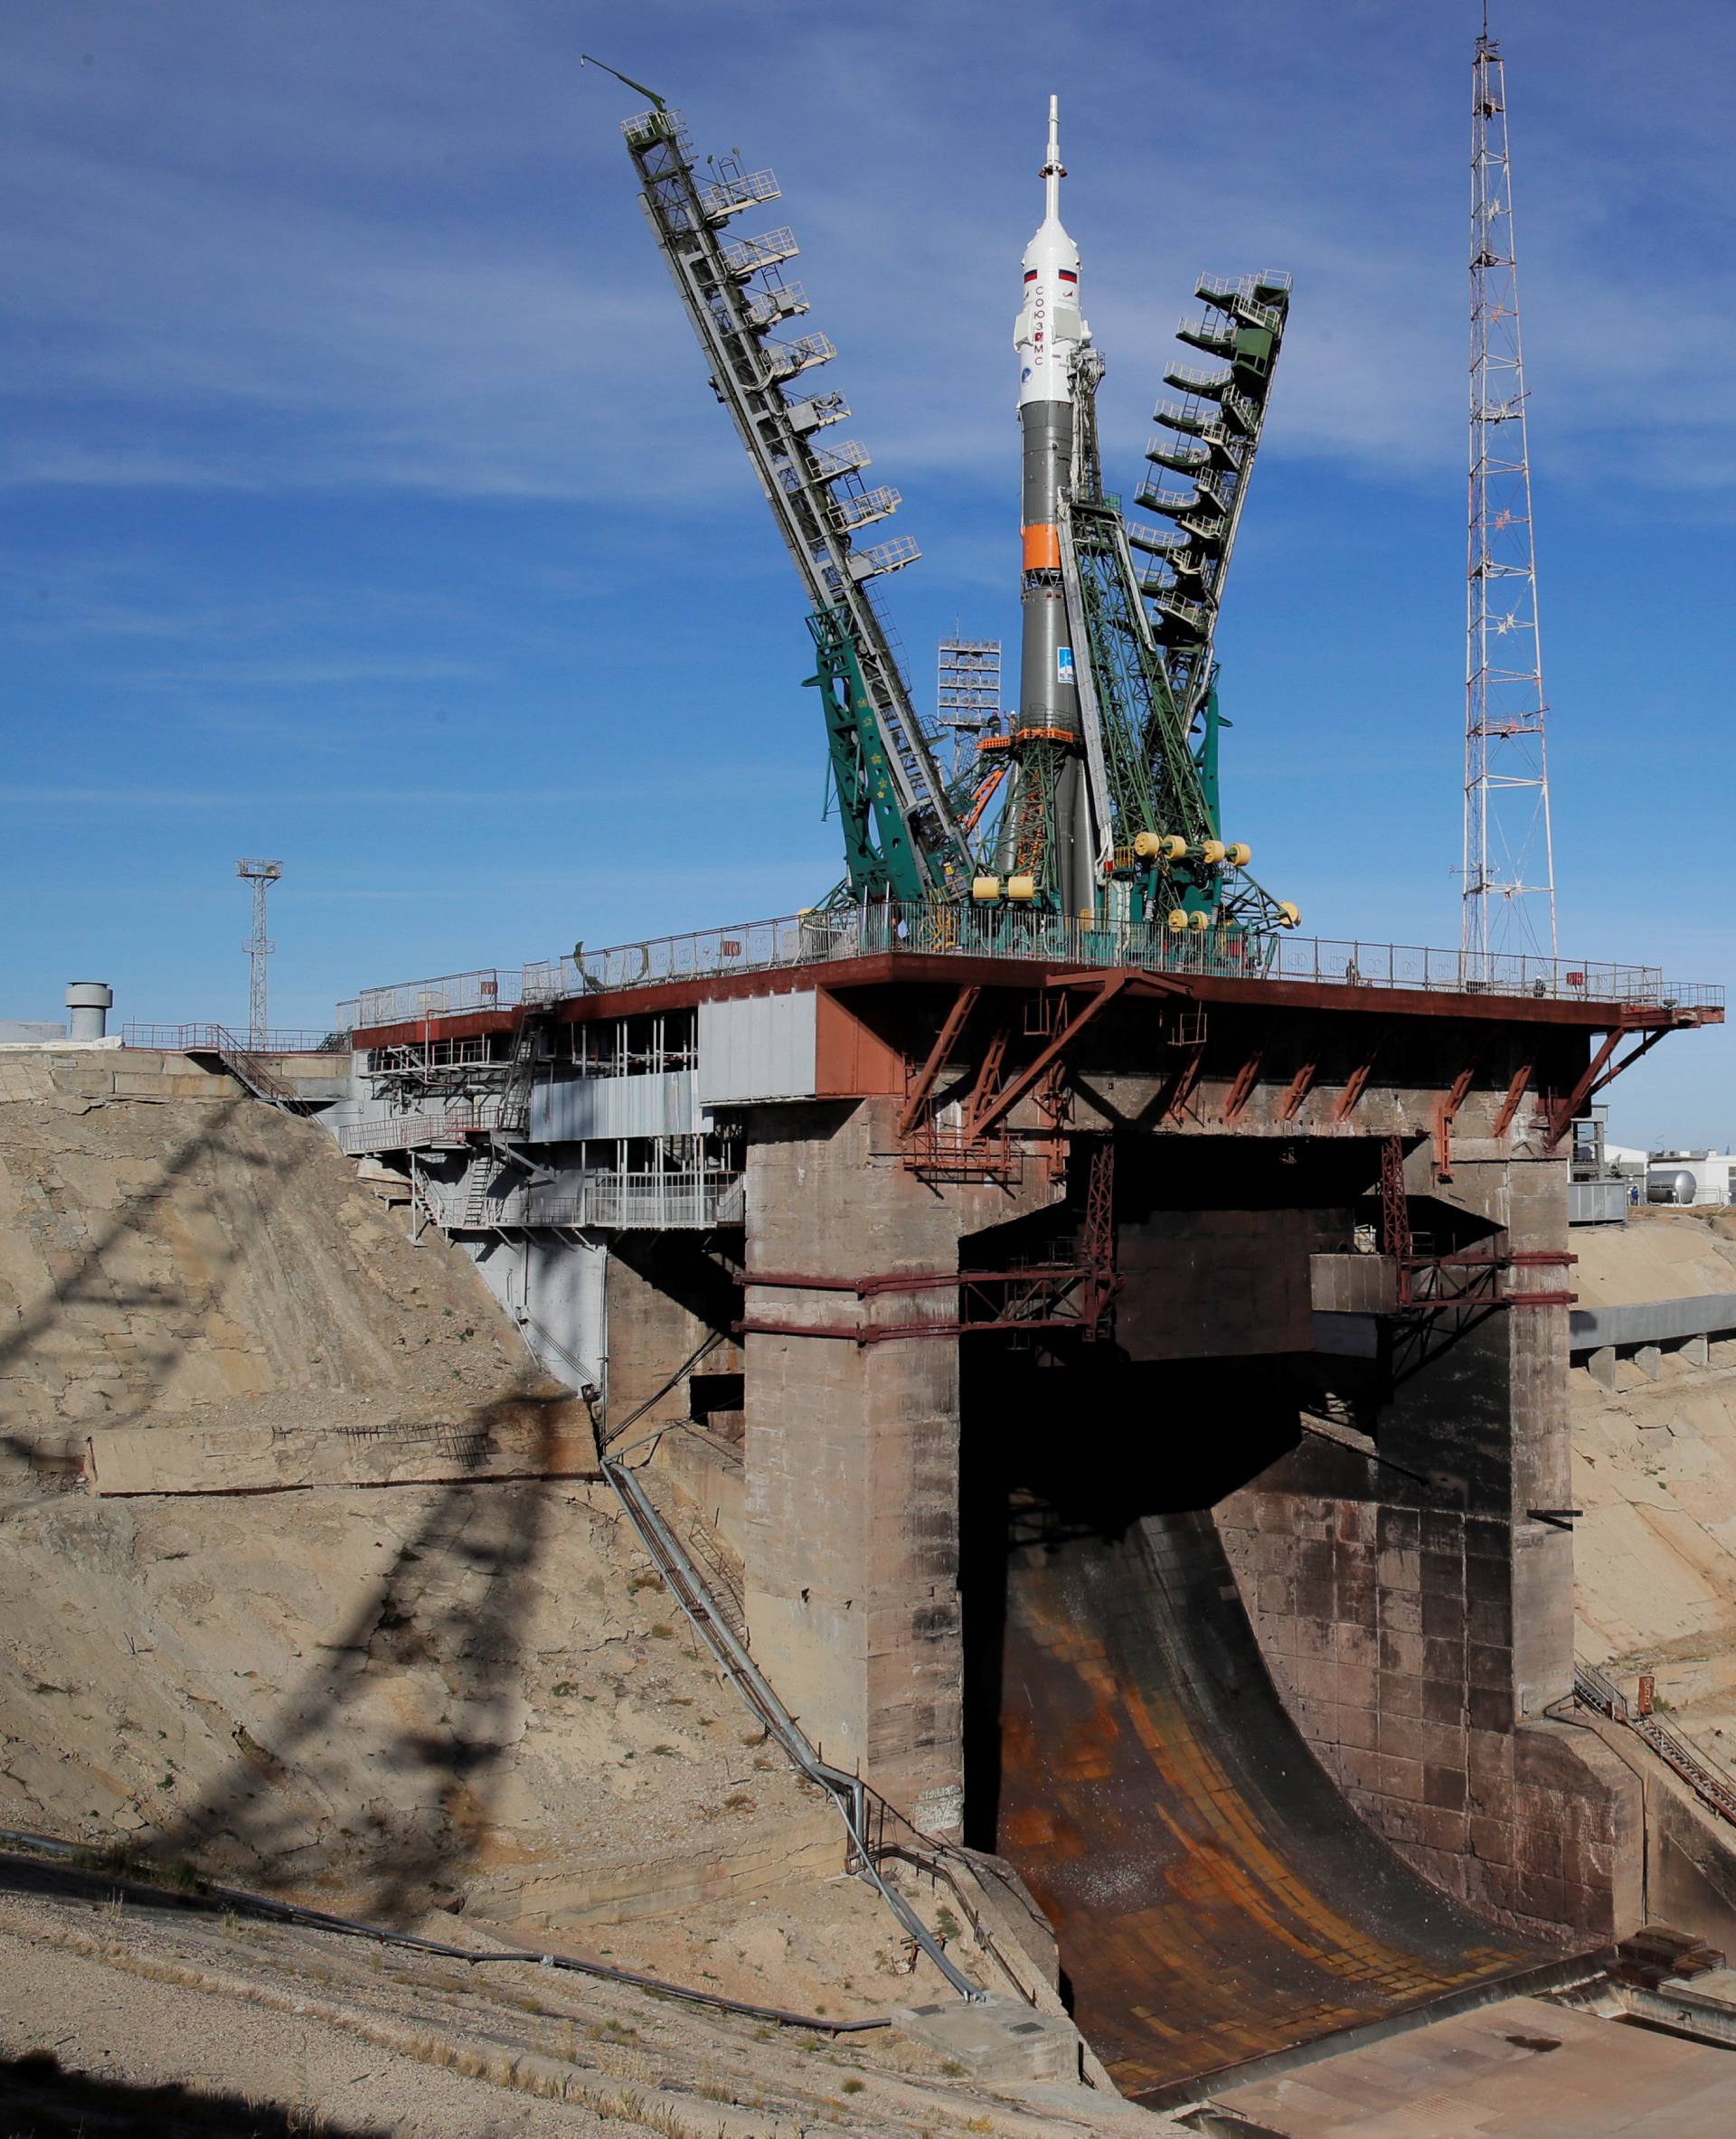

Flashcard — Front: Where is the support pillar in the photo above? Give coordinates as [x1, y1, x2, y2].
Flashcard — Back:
[1222, 1143, 1640, 1939]
[740, 1100, 1046, 1832]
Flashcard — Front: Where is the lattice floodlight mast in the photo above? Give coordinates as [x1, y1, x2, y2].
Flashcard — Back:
[236, 858, 282, 1050]
[1464, 21, 1557, 959]
[610, 90, 971, 906]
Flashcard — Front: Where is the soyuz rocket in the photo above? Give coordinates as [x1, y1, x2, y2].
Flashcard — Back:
[1009, 96, 1097, 919]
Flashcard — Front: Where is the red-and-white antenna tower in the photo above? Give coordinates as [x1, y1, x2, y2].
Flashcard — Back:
[1464, 9, 1557, 960]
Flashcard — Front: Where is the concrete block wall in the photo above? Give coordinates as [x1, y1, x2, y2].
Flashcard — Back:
[1221, 1146, 1641, 1941]
[741, 1097, 1053, 1834]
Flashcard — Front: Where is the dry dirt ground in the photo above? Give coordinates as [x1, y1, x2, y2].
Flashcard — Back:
[0, 1854, 1167, 2138]
[0, 1052, 1142, 2132]
[1570, 1210, 1736, 1757]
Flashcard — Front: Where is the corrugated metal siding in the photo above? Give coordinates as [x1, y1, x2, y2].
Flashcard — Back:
[697, 992, 817, 1104]
[1567, 1178, 1630, 1225]
[533, 1070, 699, 1142]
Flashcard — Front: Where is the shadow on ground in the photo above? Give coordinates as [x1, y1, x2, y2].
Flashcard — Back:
[0, 2048, 389, 2138]
[152, 1390, 566, 1924]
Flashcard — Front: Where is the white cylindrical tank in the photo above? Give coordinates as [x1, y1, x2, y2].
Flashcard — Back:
[65, 982, 112, 1041]
[1646, 1168, 1697, 1206]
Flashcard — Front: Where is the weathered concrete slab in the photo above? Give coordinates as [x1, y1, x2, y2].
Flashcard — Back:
[1200, 1993, 1736, 2136]
[87, 1401, 597, 1494]
[892, 1996, 1078, 2083]
[1569, 1294, 1736, 1353]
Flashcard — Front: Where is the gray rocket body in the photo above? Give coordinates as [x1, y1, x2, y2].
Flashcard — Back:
[1008, 99, 1098, 919]
[1018, 401, 1080, 736]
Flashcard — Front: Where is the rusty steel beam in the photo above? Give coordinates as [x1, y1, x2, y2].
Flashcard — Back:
[1491, 1057, 1534, 1140]
[1543, 1021, 1678, 1150]
[1163, 1042, 1207, 1126]
[1277, 1024, 1323, 1124]
[895, 983, 980, 1140]
[964, 1016, 1014, 1127]
[1433, 1033, 1492, 1182]
[746, 1263, 1087, 1296]
[1330, 1033, 1383, 1123]
[1220, 1020, 1277, 1126]
[963, 971, 1135, 1140]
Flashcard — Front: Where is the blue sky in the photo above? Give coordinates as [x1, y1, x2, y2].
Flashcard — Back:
[5, 0, 1731, 1143]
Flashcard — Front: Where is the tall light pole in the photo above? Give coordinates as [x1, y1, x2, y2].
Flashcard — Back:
[236, 858, 282, 1049]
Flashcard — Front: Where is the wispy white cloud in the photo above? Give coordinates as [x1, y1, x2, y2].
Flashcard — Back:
[6, 0, 1734, 514]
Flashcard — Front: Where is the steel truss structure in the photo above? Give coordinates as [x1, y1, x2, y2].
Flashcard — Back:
[619, 101, 969, 907]
[1062, 288, 1292, 937]
[1464, 23, 1557, 959]
[610, 84, 1297, 942]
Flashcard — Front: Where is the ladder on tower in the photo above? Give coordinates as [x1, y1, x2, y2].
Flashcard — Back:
[618, 104, 973, 905]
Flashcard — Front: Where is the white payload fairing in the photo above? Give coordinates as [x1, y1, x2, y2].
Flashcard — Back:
[1010, 97, 1097, 917]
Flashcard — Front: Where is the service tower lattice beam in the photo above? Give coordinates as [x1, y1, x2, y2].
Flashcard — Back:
[617, 102, 971, 906]
[1464, 17, 1557, 959]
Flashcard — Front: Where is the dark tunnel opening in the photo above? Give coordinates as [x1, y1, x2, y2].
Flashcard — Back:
[959, 1343, 1307, 1853]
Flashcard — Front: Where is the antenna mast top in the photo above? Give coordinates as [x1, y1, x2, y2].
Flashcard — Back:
[1462, 21, 1557, 960]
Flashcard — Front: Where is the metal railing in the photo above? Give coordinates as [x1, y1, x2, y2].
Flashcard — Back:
[118, 1021, 314, 1109]
[415, 1170, 743, 1231]
[339, 906, 1721, 1032]
[1574, 1660, 1736, 1826]
[124, 1023, 339, 1055]
[337, 1098, 527, 1154]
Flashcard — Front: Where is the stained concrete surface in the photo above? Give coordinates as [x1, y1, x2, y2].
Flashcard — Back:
[986, 1501, 1540, 2104]
[1200, 1993, 1736, 2136]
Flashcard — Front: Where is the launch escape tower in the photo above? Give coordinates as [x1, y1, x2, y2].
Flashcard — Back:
[1464, 21, 1557, 960]
[610, 77, 1297, 951]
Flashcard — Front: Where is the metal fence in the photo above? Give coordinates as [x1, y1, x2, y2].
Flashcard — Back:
[339, 907, 1719, 1034]
[418, 1171, 743, 1231]
[338, 1098, 526, 1154]
[124, 1022, 340, 1055]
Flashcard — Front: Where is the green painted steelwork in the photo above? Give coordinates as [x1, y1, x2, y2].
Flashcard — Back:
[615, 98, 973, 911]
[610, 83, 1293, 936]
[806, 608, 928, 905]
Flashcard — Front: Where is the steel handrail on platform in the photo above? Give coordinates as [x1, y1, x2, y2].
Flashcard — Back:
[124, 1022, 339, 1055]
[1574, 1660, 1736, 1827]
[337, 1098, 528, 1154]
[411, 1170, 744, 1232]
[339, 907, 1721, 1033]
